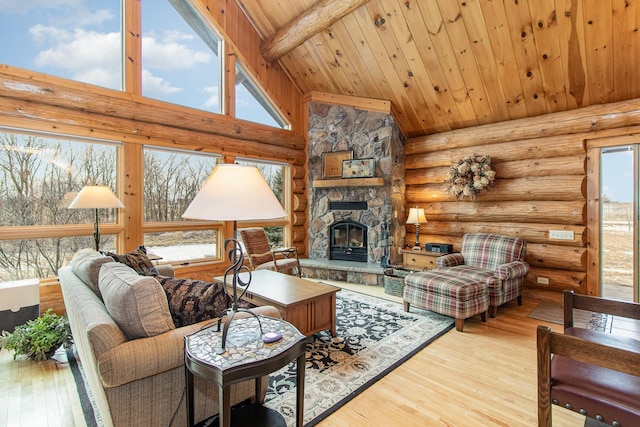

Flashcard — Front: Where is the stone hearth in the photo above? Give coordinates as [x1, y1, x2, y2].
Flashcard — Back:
[307, 102, 406, 265]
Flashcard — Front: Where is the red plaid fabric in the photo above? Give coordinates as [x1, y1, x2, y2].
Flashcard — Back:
[432, 233, 529, 314]
[460, 233, 525, 270]
[404, 271, 488, 320]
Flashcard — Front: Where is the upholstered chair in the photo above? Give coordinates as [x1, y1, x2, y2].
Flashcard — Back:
[434, 233, 530, 317]
[239, 227, 301, 277]
[537, 290, 640, 427]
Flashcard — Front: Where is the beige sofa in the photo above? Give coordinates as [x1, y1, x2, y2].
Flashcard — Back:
[58, 249, 280, 427]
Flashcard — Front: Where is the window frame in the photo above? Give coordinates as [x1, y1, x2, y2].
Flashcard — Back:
[141, 145, 224, 263]
[0, 127, 123, 280]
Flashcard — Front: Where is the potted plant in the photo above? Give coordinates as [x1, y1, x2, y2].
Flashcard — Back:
[0, 308, 73, 361]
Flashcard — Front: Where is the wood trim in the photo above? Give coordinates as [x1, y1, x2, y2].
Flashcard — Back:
[224, 52, 236, 118]
[304, 91, 391, 114]
[123, 0, 142, 95]
[121, 143, 143, 252]
[0, 224, 124, 241]
[585, 144, 601, 296]
[312, 177, 384, 187]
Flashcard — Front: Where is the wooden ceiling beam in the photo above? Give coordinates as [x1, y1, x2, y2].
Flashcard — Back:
[260, 0, 371, 63]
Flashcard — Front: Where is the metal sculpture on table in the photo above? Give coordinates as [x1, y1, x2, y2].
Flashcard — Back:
[215, 238, 263, 354]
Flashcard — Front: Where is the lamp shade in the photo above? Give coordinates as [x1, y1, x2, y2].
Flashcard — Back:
[182, 163, 287, 221]
[68, 186, 124, 209]
[406, 207, 427, 224]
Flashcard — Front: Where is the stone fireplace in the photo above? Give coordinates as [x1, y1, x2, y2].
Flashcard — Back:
[307, 102, 406, 265]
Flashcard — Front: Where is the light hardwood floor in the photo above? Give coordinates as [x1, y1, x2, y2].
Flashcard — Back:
[2, 282, 636, 426]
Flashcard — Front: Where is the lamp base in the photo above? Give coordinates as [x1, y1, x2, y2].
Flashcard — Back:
[215, 306, 264, 354]
[412, 246, 421, 251]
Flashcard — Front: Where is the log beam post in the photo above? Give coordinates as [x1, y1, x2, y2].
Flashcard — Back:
[260, 0, 371, 62]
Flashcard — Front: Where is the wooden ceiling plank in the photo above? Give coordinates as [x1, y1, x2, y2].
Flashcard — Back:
[435, 0, 495, 126]
[235, 0, 637, 138]
[260, 0, 372, 62]
[499, 0, 553, 116]
[399, 0, 463, 131]
[351, 2, 430, 134]
[612, 0, 640, 100]
[455, 0, 517, 122]
[369, 0, 443, 133]
[418, 1, 480, 129]
[582, 0, 614, 105]
[555, 0, 590, 109]
[234, 1, 278, 38]
[477, 0, 542, 120]
[330, 19, 386, 99]
[527, 0, 570, 113]
[340, 11, 415, 132]
[302, 31, 361, 96]
[383, 0, 450, 131]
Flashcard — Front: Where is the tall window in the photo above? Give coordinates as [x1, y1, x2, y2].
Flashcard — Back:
[142, 0, 221, 113]
[0, 130, 119, 281]
[235, 64, 288, 129]
[143, 147, 221, 263]
[0, 1, 122, 91]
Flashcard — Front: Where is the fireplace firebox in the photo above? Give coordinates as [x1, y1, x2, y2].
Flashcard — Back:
[329, 220, 368, 262]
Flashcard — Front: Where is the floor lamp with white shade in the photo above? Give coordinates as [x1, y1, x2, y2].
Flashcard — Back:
[68, 185, 124, 252]
[182, 163, 288, 353]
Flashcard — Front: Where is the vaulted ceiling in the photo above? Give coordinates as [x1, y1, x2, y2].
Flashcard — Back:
[236, 0, 640, 138]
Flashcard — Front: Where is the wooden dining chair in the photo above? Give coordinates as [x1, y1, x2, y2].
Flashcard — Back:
[536, 290, 640, 427]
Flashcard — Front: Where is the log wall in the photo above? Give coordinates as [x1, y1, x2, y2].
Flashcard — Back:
[405, 98, 640, 296]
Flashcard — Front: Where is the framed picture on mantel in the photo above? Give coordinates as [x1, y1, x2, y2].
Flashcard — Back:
[322, 150, 353, 178]
[342, 158, 375, 178]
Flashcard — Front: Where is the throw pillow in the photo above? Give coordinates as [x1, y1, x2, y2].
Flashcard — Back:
[98, 262, 175, 339]
[155, 275, 231, 328]
[105, 245, 159, 276]
[70, 248, 113, 298]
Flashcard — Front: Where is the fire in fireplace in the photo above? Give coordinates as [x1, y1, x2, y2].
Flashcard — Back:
[329, 220, 368, 262]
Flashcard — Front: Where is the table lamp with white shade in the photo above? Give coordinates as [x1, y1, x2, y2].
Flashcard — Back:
[406, 206, 427, 251]
[68, 185, 124, 252]
[182, 163, 287, 353]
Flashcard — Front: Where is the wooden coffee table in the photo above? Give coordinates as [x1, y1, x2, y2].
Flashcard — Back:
[214, 270, 340, 337]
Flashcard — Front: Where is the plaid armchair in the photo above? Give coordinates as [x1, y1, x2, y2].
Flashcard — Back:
[434, 233, 530, 317]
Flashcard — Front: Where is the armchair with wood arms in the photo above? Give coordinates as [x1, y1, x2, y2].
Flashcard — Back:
[238, 227, 301, 277]
[536, 290, 640, 427]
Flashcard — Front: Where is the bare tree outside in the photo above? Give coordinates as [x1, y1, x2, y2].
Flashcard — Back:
[0, 133, 289, 281]
[142, 148, 221, 263]
[0, 132, 117, 281]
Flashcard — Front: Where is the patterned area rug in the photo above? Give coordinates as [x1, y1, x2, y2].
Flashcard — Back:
[198, 288, 454, 427]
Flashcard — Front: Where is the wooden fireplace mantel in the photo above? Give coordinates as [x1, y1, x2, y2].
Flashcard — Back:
[312, 177, 384, 188]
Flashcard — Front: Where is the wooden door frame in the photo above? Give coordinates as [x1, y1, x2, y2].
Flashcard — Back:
[586, 135, 639, 299]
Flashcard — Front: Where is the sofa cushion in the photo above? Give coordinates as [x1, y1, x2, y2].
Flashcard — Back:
[105, 245, 159, 276]
[155, 275, 231, 328]
[70, 248, 113, 297]
[98, 262, 175, 339]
